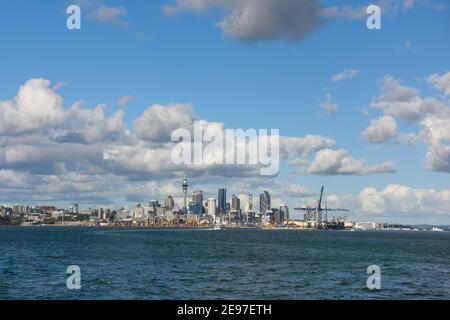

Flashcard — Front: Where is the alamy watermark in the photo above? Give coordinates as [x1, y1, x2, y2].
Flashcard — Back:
[66, 265, 81, 290]
[367, 5, 382, 30]
[66, 5, 81, 30]
[63, 264, 381, 292]
[66, 4, 381, 31]
[366, 265, 381, 290]
[171, 122, 280, 176]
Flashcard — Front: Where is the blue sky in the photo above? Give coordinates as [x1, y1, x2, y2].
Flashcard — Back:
[0, 0, 449, 223]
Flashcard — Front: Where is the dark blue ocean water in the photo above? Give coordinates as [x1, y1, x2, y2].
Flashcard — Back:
[0, 227, 449, 300]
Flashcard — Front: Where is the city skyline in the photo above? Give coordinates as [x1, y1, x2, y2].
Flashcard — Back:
[0, 176, 412, 229]
[2, 179, 447, 230]
[0, 0, 449, 224]
[0, 176, 445, 227]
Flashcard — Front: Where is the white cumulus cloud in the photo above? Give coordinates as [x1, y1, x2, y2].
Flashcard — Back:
[370, 75, 443, 122]
[362, 115, 398, 143]
[283, 183, 315, 198]
[425, 144, 450, 173]
[133, 103, 197, 142]
[357, 184, 450, 215]
[0, 78, 67, 135]
[280, 135, 335, 158]
[308, 149, 396, 175]
[368, 73, 450, 172]
[428, 71, 450, 97]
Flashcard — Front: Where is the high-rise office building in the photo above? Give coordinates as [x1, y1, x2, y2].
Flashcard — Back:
[218, 188, 226, 213]
[273, 209, 281, 225]
[231, 195, 240, 211]
[192, 190, 203, 204]
[244, 194, 256, 224]
[260, 191, 271, 213]
[230, 194, 241, 224]
[191, 190, 204, 215]
[189, 201, 202, 215]
[280, 204, 289, 224]
[245, 194, 253, 212]
[165, 196, 175, 209]
[99, 208, 108, 220]
[207, 198, 216, 216]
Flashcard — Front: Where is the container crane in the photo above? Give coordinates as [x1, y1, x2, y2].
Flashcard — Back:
[294, 186, 349, 228]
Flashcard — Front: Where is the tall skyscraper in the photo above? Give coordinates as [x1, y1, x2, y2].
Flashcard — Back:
[260, 191, 271, 213]
[192, 190, 204, 215]
[245, 194, 253, 212]
[207, 198, 216, 216]
[273, 209, 281, 225]
[231, 194, 240, 211]
[280, 204, 289, 224]
[230, 194, 241, 224]
[192, 190, 203, 204]
[218, 188, 226, 213]
[244, 194, 256, 224]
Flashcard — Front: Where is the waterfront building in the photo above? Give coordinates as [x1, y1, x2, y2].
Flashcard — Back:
[259, 191, 271, 213]
[243, 194, 256, 224]
[98, 208, 105, 220]
[115, 208, 131, 221]
[344, 221, 354, 229]
[155, 207, 166, 217]
[51, 210, 65, 219]
[263, 209, 272, 227]
[189, 201, 202, 215]
[218, 188, 226, 214]
[231, 195, 240, 211]
[13, 205, 24, 214]
[207, 198, 217, 217]
[133, 204, 146, 220]
[192, 190, 203, 204]
[245, 194, 253, 212]
[273, 209, 281, 225]
[279, 204, 289, 224]
[0, 207, 6, 218]
[230, 194, 241, 224]
[354, 221, 377, 230]
[165, 196, 175, 209]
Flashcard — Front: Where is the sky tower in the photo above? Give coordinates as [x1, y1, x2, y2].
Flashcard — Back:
[182, 176, 188, 213]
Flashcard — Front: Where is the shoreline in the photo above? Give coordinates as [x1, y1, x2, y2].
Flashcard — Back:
[1, 224, 447, 232]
